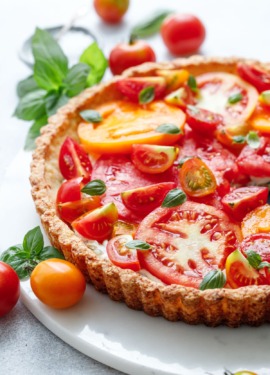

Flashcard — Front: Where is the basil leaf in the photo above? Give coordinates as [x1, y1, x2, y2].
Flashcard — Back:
[130, 10, 172, 38]
[63, 63, 90, 97]
[32, 28, 68, 91]
[232, 135, 246, 144]
[81, 180, 106, 196]
[24, 115, 48, 151]
[14, 89, 47, 121]
[80, 109, 103, 123]
[125, 240, 151, 251]
[139, 86, 155, 104]
[199, 270, 226, 290]
[246, 250, 262, 269]
[247, 131, 260, 149]
[23, 226, 44, 256]
[17, 75, 39, 98]
[162, 189, 187, 208]
[80, 42, 107, 86]
[45, 91, 69, 117]
[228, 92, 243, 104]
[187, 75, 197, 92]
[156, 123, 181, 134]
[39, 246, 65, 260]
[258, 261, 270, 269]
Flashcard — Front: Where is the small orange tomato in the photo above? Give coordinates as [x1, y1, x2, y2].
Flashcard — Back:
[93, 0, 129, 24]
[30, 259, 86, 309]
[241, 204, 270, 237]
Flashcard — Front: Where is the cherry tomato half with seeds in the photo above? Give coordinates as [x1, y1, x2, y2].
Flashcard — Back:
[221, 186, 269, 221]
[109, 40, 156, 75]
[0, 262, 20, 317]
[241, 204, 270, 237]
[59, 137, 92, 182]
[94, 0, 129, 24]
[186, 106, 223, 134]
[179, 157, 217, 197]
[237, 62, 270, 93]
[106, 234, 141, 271]
[161, 14, 206, 56]
[131, 144, 178, 174]
[30, 259, 86, 309]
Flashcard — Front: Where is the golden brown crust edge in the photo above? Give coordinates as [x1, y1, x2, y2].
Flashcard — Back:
[30, 56, 270, 327]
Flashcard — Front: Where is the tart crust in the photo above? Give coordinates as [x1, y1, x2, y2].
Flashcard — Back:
[30, 56, 270, 327]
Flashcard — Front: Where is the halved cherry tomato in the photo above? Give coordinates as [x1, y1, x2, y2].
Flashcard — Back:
[236, 136, 270, 177]
[136, 201, 242, 288]
[121, 182, 176, 215]
[78, 101, 186, 154]
[241, 204, 270, 237]
[249, 104, 270, 134]
[72, 202, 118, 242]
[30, 259, 86, 309]
[59, 137, 92, 182]
[164, 84, 195, 109]
[156, 69, 189, 92]
[131, 144, 178, 174]
[56, 178, 101, 223]
[196, 72, 258, 132]
[116, 77, 165, 102]
[106, 234, 140, 271]
[221, 186, 269, 221]
[237, 63, 270, 93]
[109, 40, 156, 75]
[240, 233, 270, 283]
[215, 126, 246, 151]
[225, 249, 267, 288]
[179, 157, 217, 197]
[186, 106, 223, 134]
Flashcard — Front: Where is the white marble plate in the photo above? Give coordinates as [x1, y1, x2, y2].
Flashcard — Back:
[0, 151, 270, 375]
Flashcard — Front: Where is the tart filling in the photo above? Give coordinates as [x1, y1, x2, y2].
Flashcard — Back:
[31, 56, 270, 326]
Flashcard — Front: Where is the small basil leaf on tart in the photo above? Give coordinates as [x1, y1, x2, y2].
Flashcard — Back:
[199, 270, 226, 291]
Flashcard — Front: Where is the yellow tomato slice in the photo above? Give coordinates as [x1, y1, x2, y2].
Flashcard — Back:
[78, 100, 186, 154]
[196, 72, 258, 134]
[241, 204, 270, 237]
[249, 104, 270, 133]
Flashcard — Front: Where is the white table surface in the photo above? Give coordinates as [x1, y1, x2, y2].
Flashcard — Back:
[1, 0, 270, 374]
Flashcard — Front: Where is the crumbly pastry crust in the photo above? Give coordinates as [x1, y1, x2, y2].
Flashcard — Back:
[30, 56, 270, 327]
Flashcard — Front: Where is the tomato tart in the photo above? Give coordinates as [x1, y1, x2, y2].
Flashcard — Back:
[30, 56, 270, 327]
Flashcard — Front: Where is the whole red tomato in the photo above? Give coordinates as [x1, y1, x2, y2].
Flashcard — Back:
[109, 39, 156, 75]
[94, 0, 129, 24]
[0, 261, 20, 317]
[161, 14, 206, 55]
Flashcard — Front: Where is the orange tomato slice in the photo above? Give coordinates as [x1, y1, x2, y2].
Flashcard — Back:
[249, 104, 270, 134]
[241, 204, 270, 237]
[78, 100, 186, 154]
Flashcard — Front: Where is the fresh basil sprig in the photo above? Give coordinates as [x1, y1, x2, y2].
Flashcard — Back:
[139, 86, 155, 104]
[199, 270, 226, 290]
[162, 189, 187, 208]
[156, 123, 181, 134]
[130, 10, 172, 38]
[81, 180, 106, 196]
[0, 226, 64, 279]
[125, 240, 151, 251]
[80, 110, 103, 123]
[15, 28, 107, 150]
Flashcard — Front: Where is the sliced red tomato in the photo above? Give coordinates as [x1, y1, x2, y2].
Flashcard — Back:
[92, 154, 178, 223]
[241, 204, 270, 237]
[59, 137, 92, 182]
[106, 234, 141, 271]
[72, 202, 118, 242]
[196, 72, 258, 132]
[78, 101, 185, 154]
[121, 182, 176, 215]
[186, 106, 223, 134]
[131, 144, 178, 174]
[56, 177, 101, 223]
[136, 201, 242, 288]
[164, 84, 196, 109]
[221, 186, 269, 221]
[240, 233, 270, 262]
[236, 136, 270, 177]
[215, 126, 247, 151]
[225, 249, 268, 288]
[237, 63, 270, 93]
[179, 157, 217, 197]
[116, 77, 166, 102]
